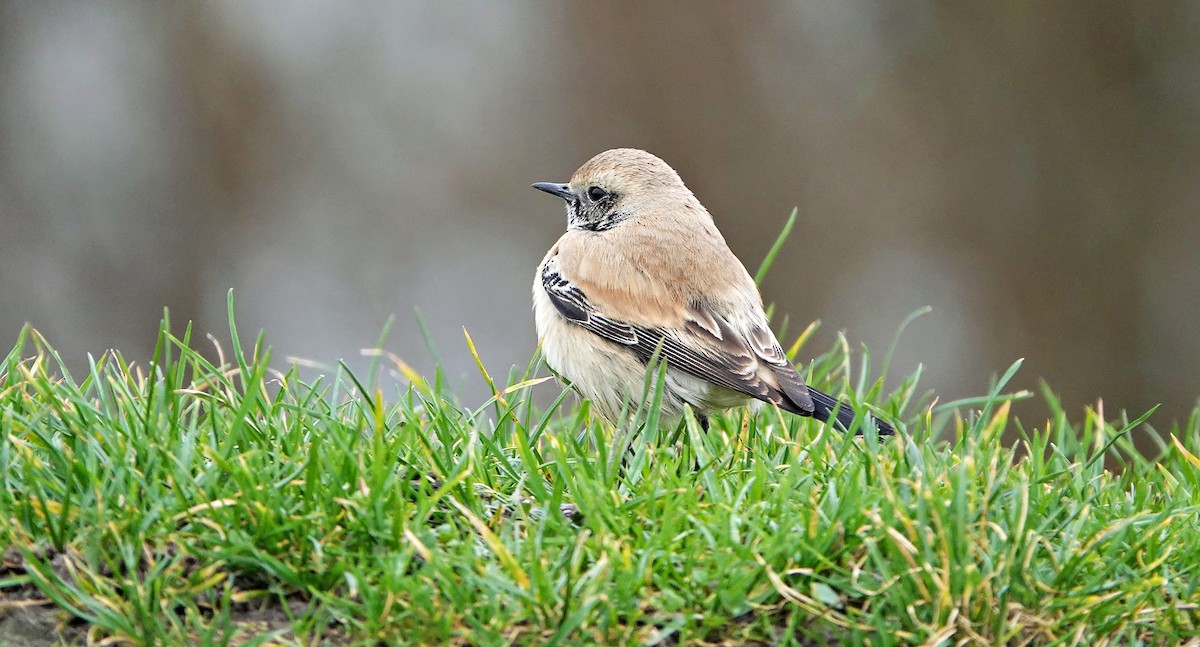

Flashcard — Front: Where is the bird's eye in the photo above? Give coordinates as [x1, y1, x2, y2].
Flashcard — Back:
[587, 186, 608, 201]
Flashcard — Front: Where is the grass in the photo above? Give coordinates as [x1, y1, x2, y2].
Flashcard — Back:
[1, 290, 1198, 644]
[1, 298, 1197, 646]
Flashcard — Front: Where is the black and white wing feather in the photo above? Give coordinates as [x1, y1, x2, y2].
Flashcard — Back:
[541, 259, 816, 416]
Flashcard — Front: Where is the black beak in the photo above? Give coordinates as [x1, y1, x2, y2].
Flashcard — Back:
[532, 182, 574, 202]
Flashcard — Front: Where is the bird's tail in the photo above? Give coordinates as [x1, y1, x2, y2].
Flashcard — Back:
[808, 387, 894, 435]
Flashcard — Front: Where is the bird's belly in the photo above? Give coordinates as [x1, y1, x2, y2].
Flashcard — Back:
[534, 285, 646, 422]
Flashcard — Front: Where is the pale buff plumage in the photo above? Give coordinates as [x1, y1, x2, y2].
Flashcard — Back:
[532, 148, 891, 433]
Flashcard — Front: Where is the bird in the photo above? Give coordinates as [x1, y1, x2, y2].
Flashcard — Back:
[531, 148, 893, 435]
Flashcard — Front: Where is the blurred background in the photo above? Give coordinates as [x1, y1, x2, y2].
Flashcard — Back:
[2, 2, 1197, 429]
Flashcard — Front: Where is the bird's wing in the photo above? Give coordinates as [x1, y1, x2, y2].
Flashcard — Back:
[541, 257, 815, 414]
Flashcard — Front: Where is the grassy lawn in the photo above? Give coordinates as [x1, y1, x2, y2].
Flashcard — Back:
[1, 295, 1197, 645]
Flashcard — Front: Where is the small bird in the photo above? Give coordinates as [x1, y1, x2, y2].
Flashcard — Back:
[532, 148, 892, 435]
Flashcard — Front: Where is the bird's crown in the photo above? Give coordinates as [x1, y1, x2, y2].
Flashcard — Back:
[570, 148, 686, 193]
[533, 148, 706, 232]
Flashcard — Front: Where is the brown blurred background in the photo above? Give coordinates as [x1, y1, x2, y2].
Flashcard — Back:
[1, 2, 1197, 428]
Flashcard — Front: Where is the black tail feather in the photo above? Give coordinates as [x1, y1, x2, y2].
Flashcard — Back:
[807, 387, 894, 435]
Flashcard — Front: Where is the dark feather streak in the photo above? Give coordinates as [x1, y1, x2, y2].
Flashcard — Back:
[541, 262, 814, 414]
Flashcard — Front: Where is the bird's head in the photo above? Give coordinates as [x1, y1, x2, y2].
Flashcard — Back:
[533, 148, 697, 231]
